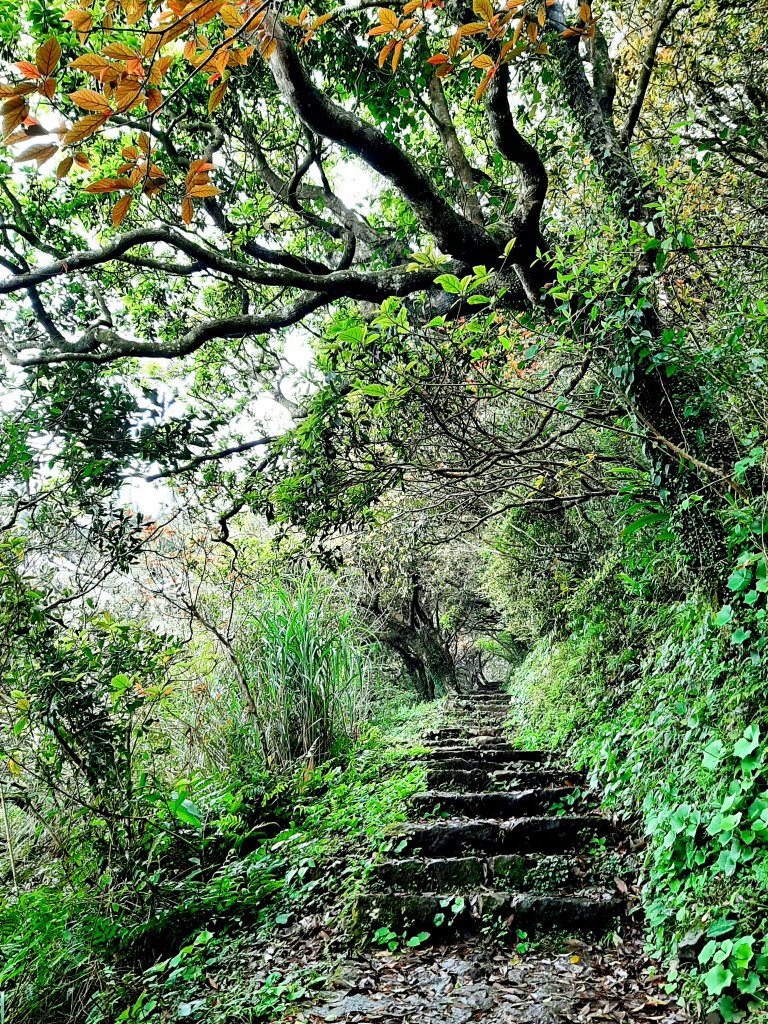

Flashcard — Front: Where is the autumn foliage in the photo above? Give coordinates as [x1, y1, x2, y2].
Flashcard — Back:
[1, 0, 594, 227]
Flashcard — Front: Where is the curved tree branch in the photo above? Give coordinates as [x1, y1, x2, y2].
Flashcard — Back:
[621, 0, 684, 148]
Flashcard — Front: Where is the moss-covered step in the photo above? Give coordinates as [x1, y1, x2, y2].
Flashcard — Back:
[371, 851, 631, 893]
[424, 768, 585, 791]
[417, 747, 546, 764]
[409, 787, 582, 818]
[354, 889, 623, 940]
[390, 814, 616, 857]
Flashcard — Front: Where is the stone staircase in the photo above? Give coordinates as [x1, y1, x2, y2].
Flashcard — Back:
[356, 683, 632, 943]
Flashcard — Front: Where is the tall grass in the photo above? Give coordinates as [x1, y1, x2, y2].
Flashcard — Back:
[228, 573, 373, 771]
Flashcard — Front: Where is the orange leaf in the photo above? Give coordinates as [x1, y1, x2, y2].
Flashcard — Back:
[188, 158, 214, 175]
[148, 56, 172, 85]
[36, 37, 61, 78]
[56, 155, 74, 178]
[220, 3, 244, 26]
[403, 0, 421, 12]
[145, 88, 161, 112]
[435, 62, 453, 77]
[527, 20, 538, 41]
[2, 100, 29, 137]
[378, 39, 395, 67]
[39, 78, 57, 101]
[188, 183, 220, 197]
[181, 196, 193, 224]
[114, 82, 145, 112]
[68, 55, 115, 77]
[68, 88, 112, 113]
[378, 7, 399, 30]
[63, 10, 93, 33]
[426, 53, 449, 64]
[447, 29, 462, 57]
[74, 151, 91, 168]
[391, 39, 403, 71]
[13, 61, 42, 80]
[61, 113, 108, 146]
[459, 21, 487, 35]
[13, 143, 58, 166]
[512, 14, 524, 43]
[472, 0, 493, 21]
[537, 5, 546, 26]
[579, 2, 590, 20]
[208, 80, 226, 113]
[472, 53, 494, 68]
[474, 68, 494, 101]
[101, 42, 141, 59]
[368, 25, 390, 36]
[83, 176, 132, 193]
[111, 192, 132, 227]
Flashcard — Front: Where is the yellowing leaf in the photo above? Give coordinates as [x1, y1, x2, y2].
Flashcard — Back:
[579, 2, 590, 20]
[378, 7, 399, 30]
[208, 80, 226, 113]
[36, 37, 61, 78]
[474, 68, 494, 101]
[111, 192, 132, 226]
[188, 183, 220, 197]
[68, 54, 115, 77]
[447, 29, 462, 57]
[61, 113, 108, 146]
[63, 9, 93, 34]
[101, 42, 141, 60]
[181, 196, 193, 224]
[14, 143, 58, 166]
[472, 54, 494, 68]
[68, 88, 111, 113]
[472, 0, 494, 22]
[82, 176, 132, 193]
[220, 3, 244, 26]
[379, 38, 395, 67]
[460, 21, 488, 35]
[527, 20, 538, 41]
[56, 155, 74, 178]
[391, 39, 403, 71]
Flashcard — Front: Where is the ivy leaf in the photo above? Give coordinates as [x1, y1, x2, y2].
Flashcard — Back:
[714, 605, 733, 627]
[703, 964, 733, 996]
[702, 739, 725, 770]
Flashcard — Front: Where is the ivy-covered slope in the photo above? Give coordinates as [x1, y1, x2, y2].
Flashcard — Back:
[505, 577, 768, 1022]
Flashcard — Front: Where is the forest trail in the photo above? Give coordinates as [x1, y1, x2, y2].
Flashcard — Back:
[287, 687, 689, 1023]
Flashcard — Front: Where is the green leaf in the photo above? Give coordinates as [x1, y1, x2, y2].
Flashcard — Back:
[734, 725, 760, 759]
[406, 931, 430, 947]
[703, 964, 733, 996]
[702, 739, 725, 770]
[730, 628, 751, 645]
[715, 605, 733, 627]
[434, 273, 461, 294]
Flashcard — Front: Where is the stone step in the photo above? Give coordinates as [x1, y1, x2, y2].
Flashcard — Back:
[356, 890, 623, 939]
[371, 851, 631, 893]
[421, 737, 514, 751]
[424, 727, 506, 739]
[391, 815, 615, 858]
[425, 767, 585, 791]
[418, 747, 546, 764]
[410, 787, 581, 818]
